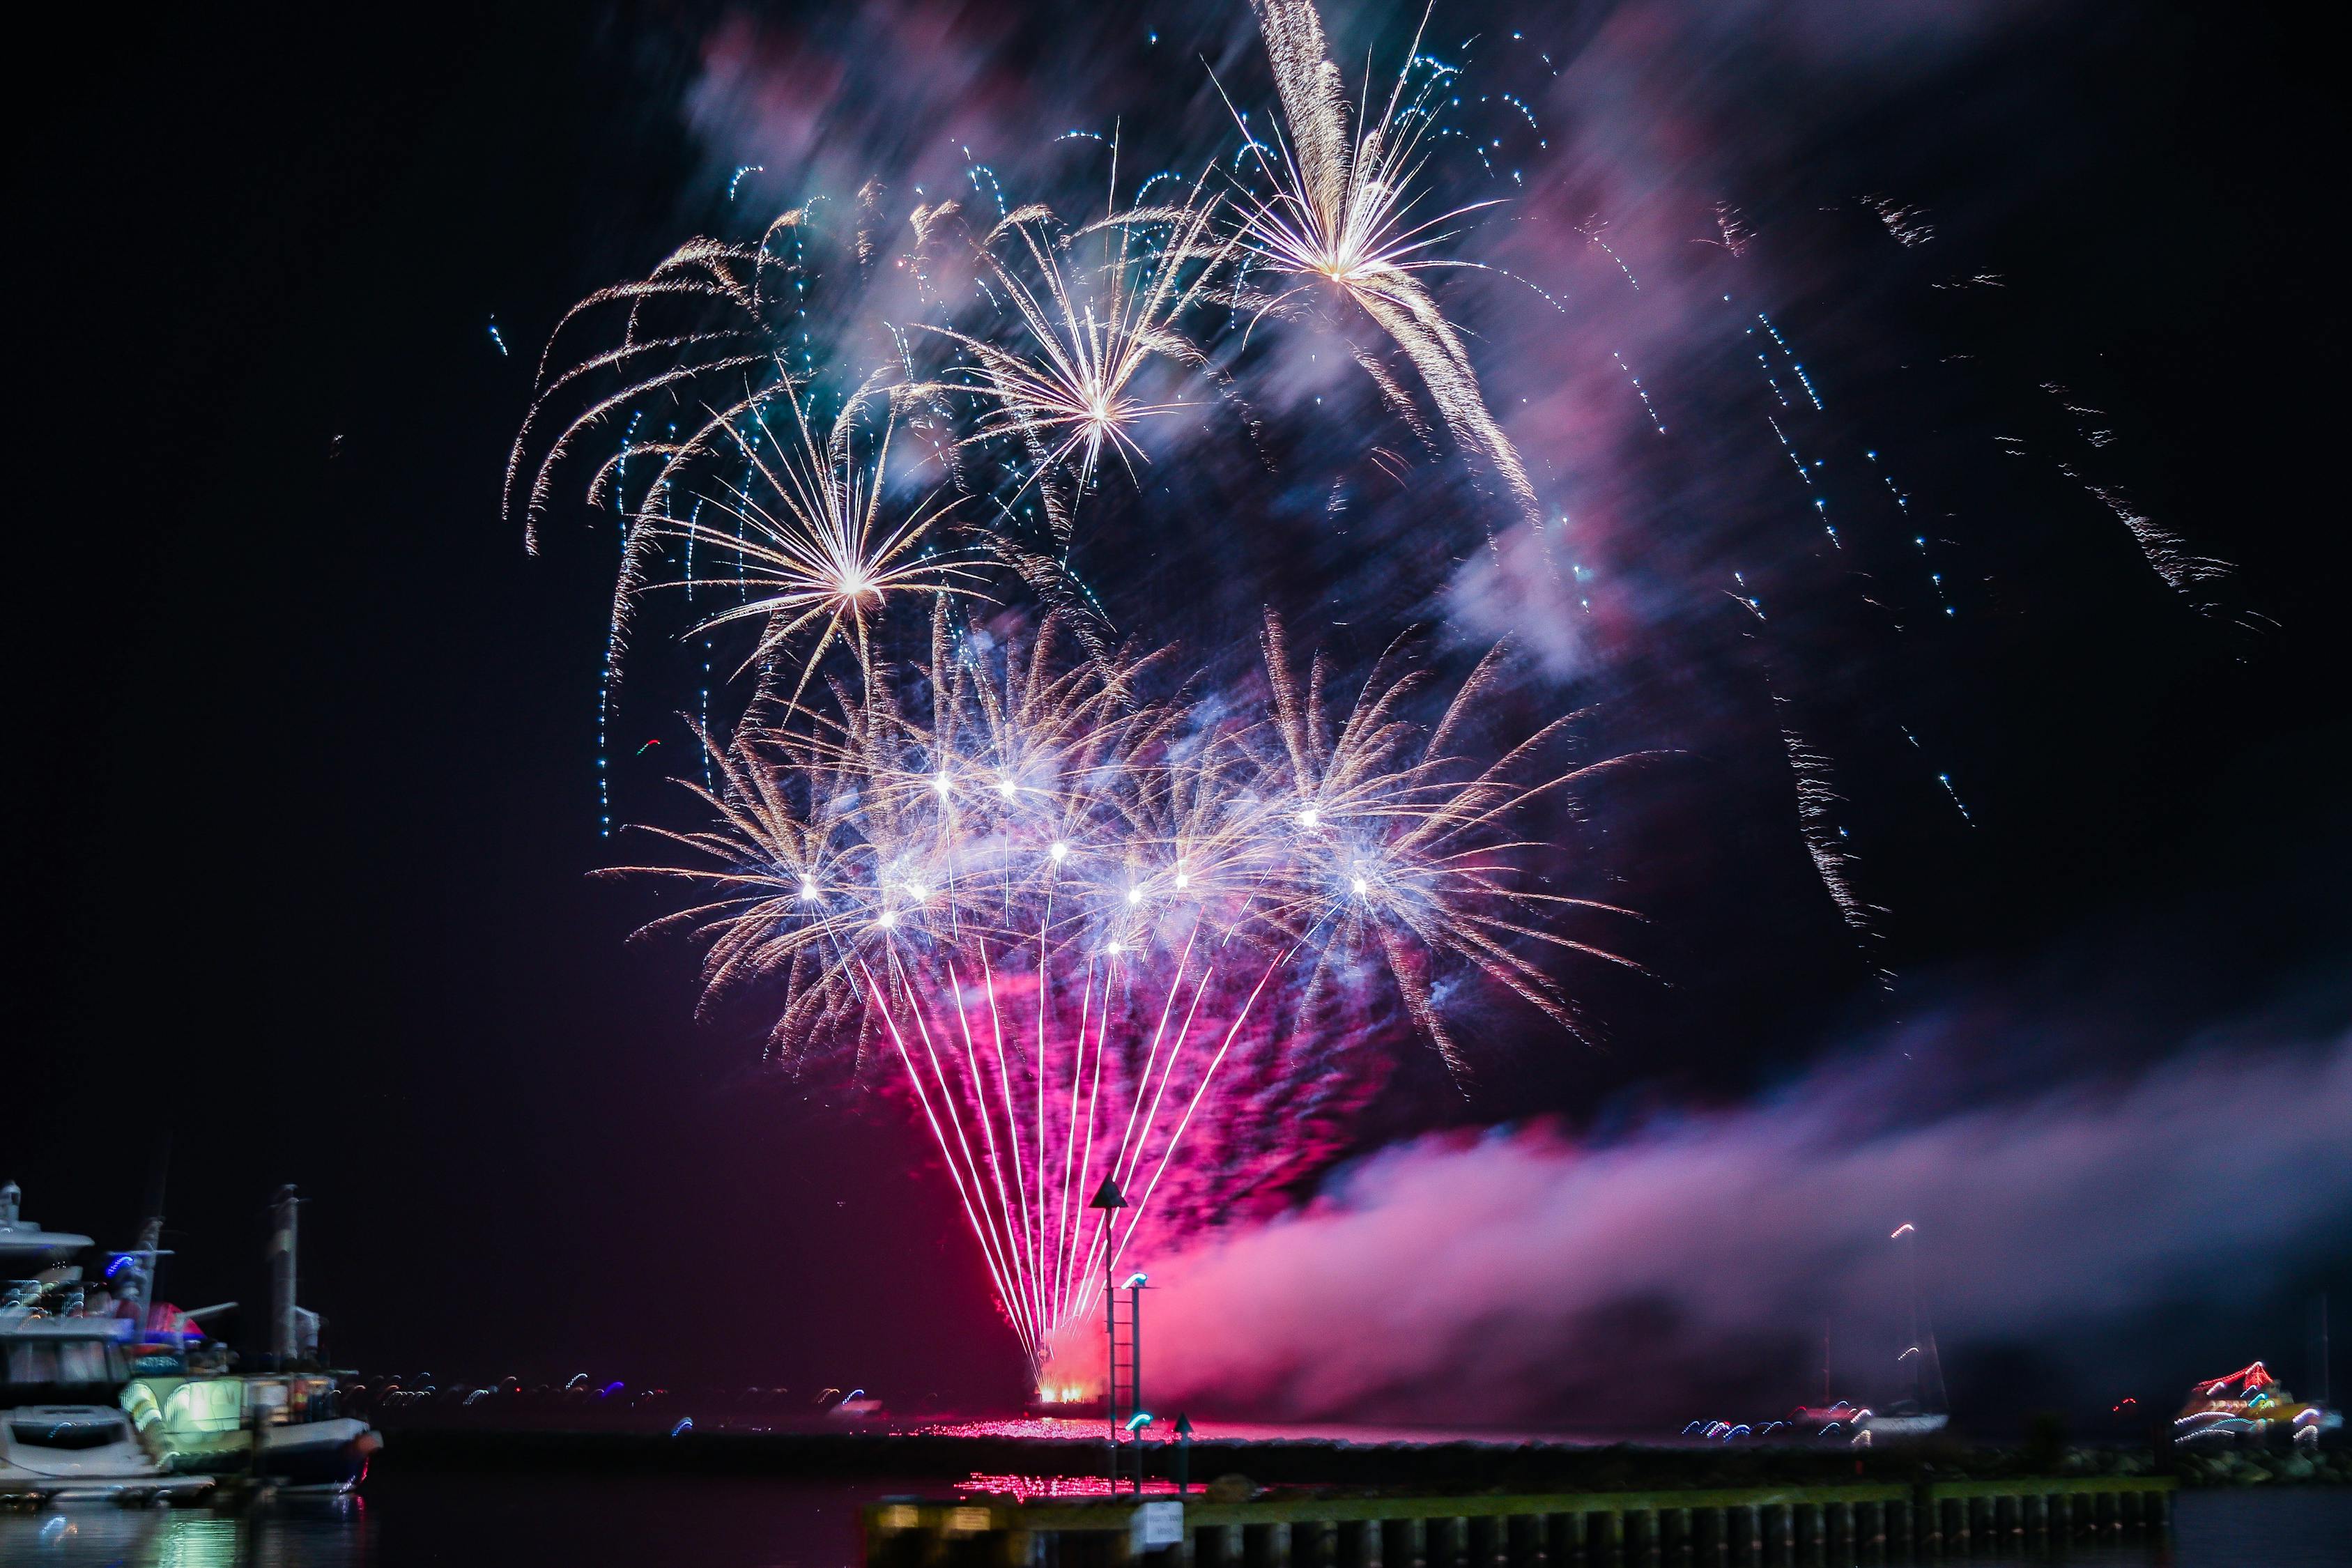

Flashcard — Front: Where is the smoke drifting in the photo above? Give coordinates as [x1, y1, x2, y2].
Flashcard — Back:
[1148, 1025, 2352, 1428]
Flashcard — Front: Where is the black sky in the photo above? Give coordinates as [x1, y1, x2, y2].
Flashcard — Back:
[9, 0, 2346, 1422]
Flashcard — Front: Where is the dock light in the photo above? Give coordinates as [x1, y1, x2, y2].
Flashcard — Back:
[1122, 1273, 1148, 1289]
[1125, 1411, 1153, 1432]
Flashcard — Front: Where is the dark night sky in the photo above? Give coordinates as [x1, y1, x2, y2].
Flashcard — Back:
[9, 1, 2347, 1425]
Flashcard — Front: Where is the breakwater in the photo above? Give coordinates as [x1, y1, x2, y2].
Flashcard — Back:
[866, 1477, 2178, 1565]
[376, 1423, 2339, 1493]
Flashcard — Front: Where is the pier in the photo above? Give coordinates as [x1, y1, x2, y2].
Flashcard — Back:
[863, 1475, 2178, 1566]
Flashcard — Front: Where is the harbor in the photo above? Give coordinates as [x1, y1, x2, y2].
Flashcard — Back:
[8, 0, 2351, 1562]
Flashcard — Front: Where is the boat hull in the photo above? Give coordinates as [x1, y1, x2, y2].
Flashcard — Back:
[256, 1417, 378, 1493]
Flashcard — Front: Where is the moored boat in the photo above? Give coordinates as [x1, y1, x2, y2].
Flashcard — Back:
[2174, 1360, 2341, 1447]
[1, 1183, 214, 1507]
[3, 1180, 380, 1500]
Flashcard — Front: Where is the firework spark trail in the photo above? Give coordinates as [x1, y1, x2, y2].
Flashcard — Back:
[849, 923, 1286, 1377]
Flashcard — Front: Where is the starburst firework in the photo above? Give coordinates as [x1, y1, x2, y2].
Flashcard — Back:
[929, 178, 1240, 499]
[644, 370, 987, 701]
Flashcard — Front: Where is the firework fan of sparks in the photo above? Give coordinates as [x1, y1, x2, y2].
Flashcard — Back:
[925, 169, 1244, 507]
[1224, 0, 1541, 534]
[601, 604, 1640, 1371]
[640, 369, 989, 705]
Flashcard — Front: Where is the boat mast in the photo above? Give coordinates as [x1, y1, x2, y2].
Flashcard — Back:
[135, 1139, 169, 1333]
[1893, 1222, 1946, 1411]
[268, 1185, 299, 1367]
[2320, 1291, 2332, 1408]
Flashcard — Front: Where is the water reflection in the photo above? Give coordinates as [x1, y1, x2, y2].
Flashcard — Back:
[0, 1498, 370, 1567]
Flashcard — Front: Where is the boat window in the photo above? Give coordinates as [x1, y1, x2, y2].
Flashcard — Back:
[164, 1378, 246, 1434]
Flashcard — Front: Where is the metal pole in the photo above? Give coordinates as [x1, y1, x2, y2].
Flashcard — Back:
[2320, 1291, 2332, 1406]
[1086, 1177, 1129, 1493]
[1131, 1277, 1144, 1494]
[268, 1185, 299, 1367]
[1105, 1240, 1117, 1488]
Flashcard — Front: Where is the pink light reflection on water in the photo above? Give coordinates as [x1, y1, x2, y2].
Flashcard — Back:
[959, 1473, 1187, 1500]
[912, 1415, 1631, 1446]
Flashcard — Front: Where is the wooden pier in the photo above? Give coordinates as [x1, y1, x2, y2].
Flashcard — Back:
[864, 1475, 2177, 1566]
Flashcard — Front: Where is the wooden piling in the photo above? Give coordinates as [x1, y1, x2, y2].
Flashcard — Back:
[861, 1476, 2174, 1565]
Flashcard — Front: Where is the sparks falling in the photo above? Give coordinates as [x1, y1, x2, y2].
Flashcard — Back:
[604, 605, 1636, 1378]
[1226, 0, 1541, 532]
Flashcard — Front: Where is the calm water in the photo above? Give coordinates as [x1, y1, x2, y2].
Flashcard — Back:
[0, 1479, 2343, 1567]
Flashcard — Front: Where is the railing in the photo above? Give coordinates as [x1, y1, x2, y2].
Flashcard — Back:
[864, 1475, 2177, 1565]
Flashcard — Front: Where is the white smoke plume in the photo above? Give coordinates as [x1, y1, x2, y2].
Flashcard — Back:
[1148, 1025, 2352, 1427]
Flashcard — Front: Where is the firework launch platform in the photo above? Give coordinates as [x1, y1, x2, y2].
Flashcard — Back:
[863, 1475, 2178, 1565]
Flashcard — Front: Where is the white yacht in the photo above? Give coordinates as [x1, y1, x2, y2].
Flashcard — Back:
[3, 1181, 380, 1503]
[1, 1183, 213, 1506]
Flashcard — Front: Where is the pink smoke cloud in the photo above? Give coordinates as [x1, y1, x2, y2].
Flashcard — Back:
[1146, 1028, 2352, 1426]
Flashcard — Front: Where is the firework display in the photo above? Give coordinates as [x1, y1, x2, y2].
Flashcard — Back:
[503, 0, 2243, 1391]
[503, 0, 1649, 1381]
[597, 604, 1630, 1381]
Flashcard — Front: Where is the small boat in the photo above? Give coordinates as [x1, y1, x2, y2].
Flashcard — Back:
[2174, 1361, 2342, 1447]
[1788, 1399, 1947, 1442]
[1860, 1223, 1951, 1440]
[1857, 1400, 1949, 1438]
[823, 1388, 886, 1420]
[1790, 1399, 1866, 1436]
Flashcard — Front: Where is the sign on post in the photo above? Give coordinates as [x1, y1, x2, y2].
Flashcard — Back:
[1130, 1500, 1185, 1548]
